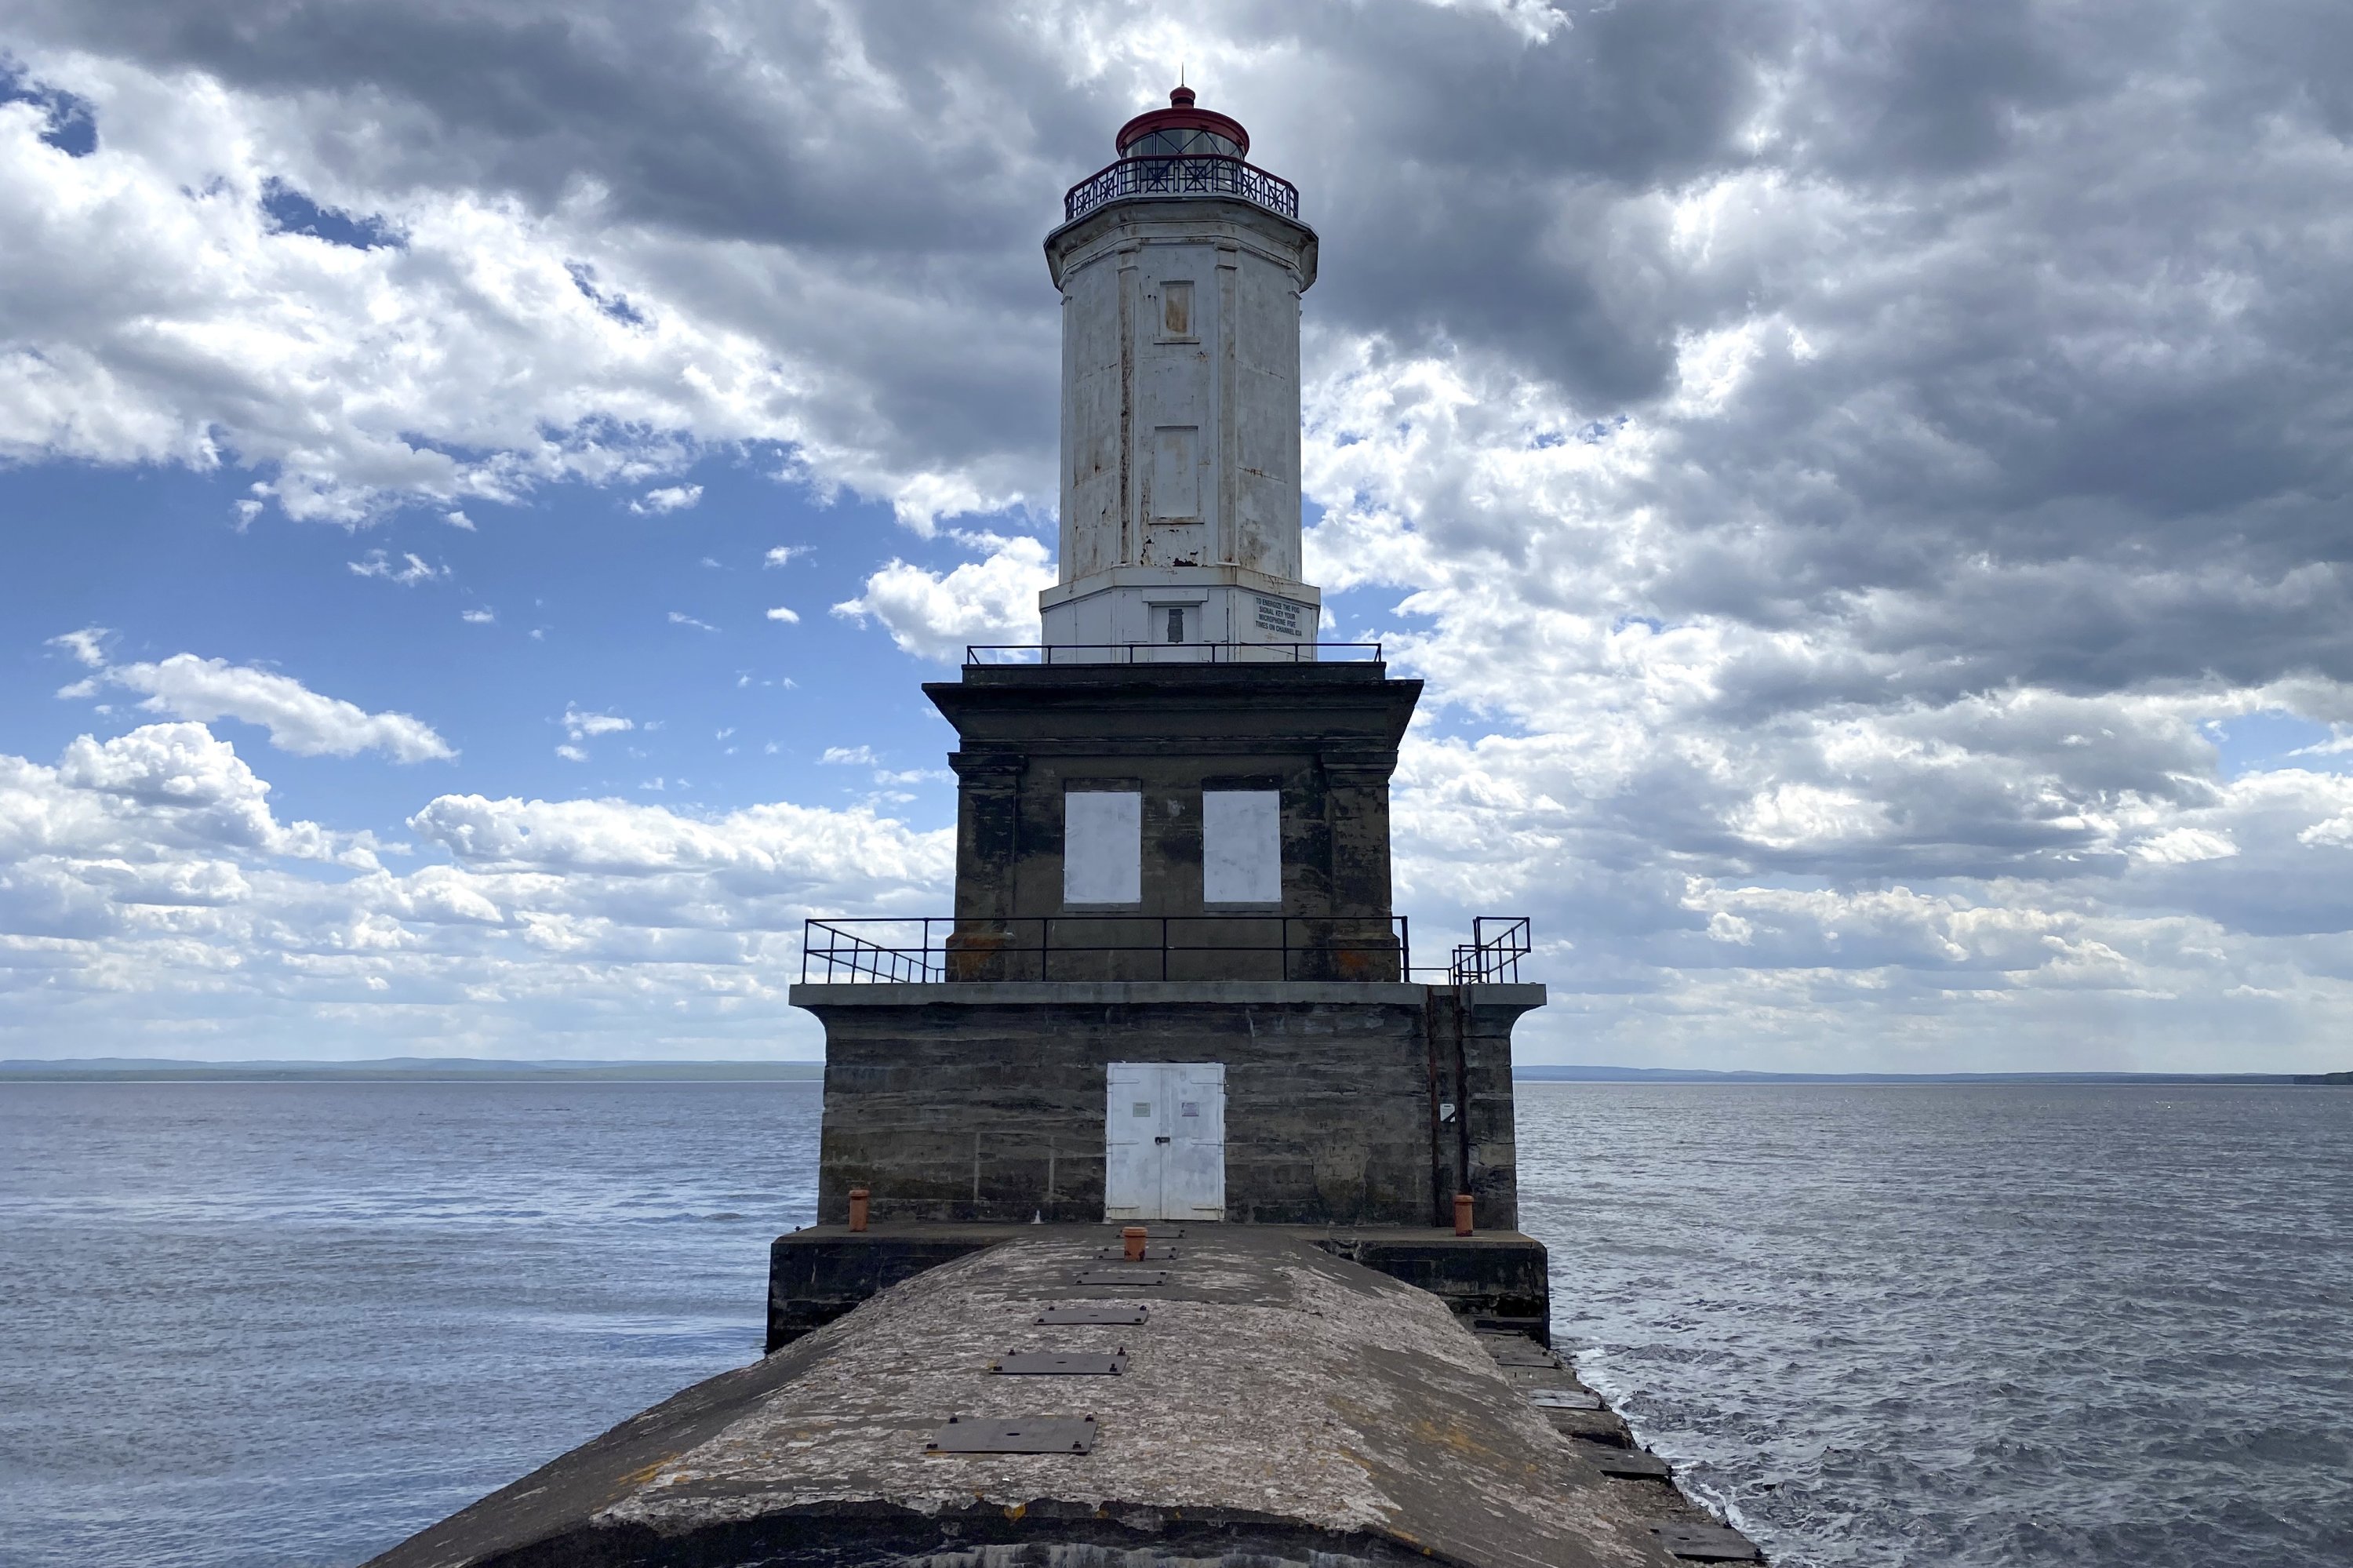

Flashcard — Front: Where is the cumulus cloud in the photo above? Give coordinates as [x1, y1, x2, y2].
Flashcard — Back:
[0, 722, 369, 868]
[9, 2, 2353, 1064]
[560, 707, 632, 741]
[764, 606, 799, 624]
[630, 483, 702, 514]
[55, 640, 453, 762]
[0, 722, 950, 1057]
[833, 533, 1053, 660]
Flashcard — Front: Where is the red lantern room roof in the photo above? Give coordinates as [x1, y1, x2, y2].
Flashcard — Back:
[1115, 85, 1250, 158]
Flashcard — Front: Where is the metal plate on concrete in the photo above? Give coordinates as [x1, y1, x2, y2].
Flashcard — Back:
[1652, 1523, 1761, 1562]
[1526, 1388, 1602, 1410]
[1093, 1246, 1179, 1260]
[1075, 1269, 1169, 1287]
[1036, 1304, 1148, 1325]
[1591, 1448, 1671, 1479]
[926, 1415, 1098, 1454]
[1483, 1342, 1561, 1368]
[991, 1350, 1127, 1376]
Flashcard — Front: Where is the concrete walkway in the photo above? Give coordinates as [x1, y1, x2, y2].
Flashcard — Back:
[368, 1228, 1755, 1567]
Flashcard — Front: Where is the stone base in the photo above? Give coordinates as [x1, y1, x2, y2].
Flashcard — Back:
[795, 981, 1543, 1230]
[768, 1222, 1549, 1352]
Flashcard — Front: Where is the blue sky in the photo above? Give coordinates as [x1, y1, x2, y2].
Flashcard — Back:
[5, 1, 2353, 1071]
[4, 456, 971, 838]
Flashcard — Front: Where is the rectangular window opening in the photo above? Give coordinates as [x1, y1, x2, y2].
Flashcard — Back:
[1160, 278, 1193, 340]
[1202, 790, 1281, 904]
[1064, 790, 1143, 905]
[1151, 427, 1198, 520]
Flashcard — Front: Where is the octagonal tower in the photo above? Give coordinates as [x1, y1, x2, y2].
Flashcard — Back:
[1039, 87, 1322, 657]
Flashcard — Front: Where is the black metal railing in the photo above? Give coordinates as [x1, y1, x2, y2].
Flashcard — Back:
[1064, 155, 1300, 223]
[1449, 917, 1532, 984]
[964, 642, 1380, 665]
[802, 915, 1409, 984]
[801, 914, 1537, 986]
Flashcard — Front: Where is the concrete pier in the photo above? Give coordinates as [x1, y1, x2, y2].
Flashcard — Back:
[767, 1222, 1552, 1351]
[367, 1228, 1758, 1567]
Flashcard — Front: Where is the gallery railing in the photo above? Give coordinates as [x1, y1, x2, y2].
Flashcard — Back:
[801, 915, 1537, 986]
[964, 642, 1381, 665]
[1064, 154, 1300, 223]
[802, 915, 1410, 984]
[1449, 916, 1532, 984]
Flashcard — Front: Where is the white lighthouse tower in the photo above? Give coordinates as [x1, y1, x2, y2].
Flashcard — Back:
[1038, 87, 1322, 657]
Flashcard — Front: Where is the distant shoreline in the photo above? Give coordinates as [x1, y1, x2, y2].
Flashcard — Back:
[1514, 1065, 2341, 1086]
[2, 1058, 2341, 1085]
[0, 1057, 825, 1082]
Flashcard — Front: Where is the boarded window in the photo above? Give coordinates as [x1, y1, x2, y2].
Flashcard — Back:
[1202, 791, 1281, 904]
[1152, 427, 1198, 519]
[1064, 791, 1142, 904]
[1160, 278, 1193, 339]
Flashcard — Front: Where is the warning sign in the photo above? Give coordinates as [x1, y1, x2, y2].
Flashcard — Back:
[1253, 595, 1305, 637]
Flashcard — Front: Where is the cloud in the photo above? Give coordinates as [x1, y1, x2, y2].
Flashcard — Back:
[460, 607, 494, 624]
[48, 627, 107, 668]
[9, 3, 2353, 1065]
[763, 546, 809, 568]
[0, 722, 950, 1058]
[0, 722, 369, 867]
[818, 745, 876, 766]
[764, 606, 799, 624]
[630, 482, 703, 515]
[561, 706, 632, 740]
[348, 549, 446, 584]
[60, 648, 453, 762]
[667, 611, 718, 632]
[833, 533, 1054, 661]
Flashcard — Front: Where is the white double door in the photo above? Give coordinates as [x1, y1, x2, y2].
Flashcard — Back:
[1104, 1062, 1226, 1221]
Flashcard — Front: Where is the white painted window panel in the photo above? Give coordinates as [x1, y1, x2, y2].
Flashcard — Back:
[1202, 791, 1282, 904]
[1152, 426, 1198, 519]
[1064, 791, 1141, 904]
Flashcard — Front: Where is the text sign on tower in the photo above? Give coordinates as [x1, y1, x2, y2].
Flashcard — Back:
[1104, 1062, 1227, 1221]
[1253, 595, 1304, 638]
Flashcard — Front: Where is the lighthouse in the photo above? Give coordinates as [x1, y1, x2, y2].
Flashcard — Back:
[1040, 85, 1321, 656]
[779, 86, 1547, 1337]
[372, 89, 1770, 1568]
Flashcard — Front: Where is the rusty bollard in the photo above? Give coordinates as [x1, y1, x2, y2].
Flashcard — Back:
[849, 1188, 870, 1233]
[1453, 1192, 1475, 1237]
[1122, 1225, 1148, 1261]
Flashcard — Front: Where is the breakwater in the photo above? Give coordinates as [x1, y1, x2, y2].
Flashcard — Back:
[369, 1228, 1758, 1566]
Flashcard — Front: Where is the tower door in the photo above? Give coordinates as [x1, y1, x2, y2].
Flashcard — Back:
[1104, 1062, 1226, 1221]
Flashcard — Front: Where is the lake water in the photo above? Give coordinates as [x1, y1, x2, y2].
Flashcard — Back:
[1, 1079, 2348, 1566]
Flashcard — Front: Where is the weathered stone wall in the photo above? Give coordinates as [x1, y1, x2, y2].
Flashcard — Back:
[929, 664, 1420, 983]
[794, 980, 1542, 1229]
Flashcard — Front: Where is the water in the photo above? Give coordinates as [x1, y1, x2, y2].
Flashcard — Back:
[2, 1079, 2348, 1566]
[1518, 1082, 2353, 1566]
[0, 1081, 820, 1568]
